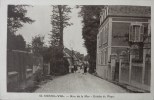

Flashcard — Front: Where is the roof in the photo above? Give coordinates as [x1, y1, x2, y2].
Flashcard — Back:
[106, 5, 151, 18]
[63, 48, 84, 62]
[63, 48, 78, 61]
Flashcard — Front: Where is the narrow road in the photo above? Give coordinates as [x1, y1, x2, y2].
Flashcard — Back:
[35, 73, 128, 93]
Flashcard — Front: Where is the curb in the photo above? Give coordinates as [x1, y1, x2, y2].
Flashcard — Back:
[91, 73, 149, 93]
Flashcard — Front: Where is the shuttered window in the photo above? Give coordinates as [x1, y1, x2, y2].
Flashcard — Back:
[140, 25, 144, 42]
[129, 24, 144, 42]
[104, 26, 107, 44]
[129, 25, 134, 41]
[98, 32, 101, 47]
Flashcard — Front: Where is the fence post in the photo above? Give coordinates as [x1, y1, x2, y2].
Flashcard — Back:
[129, 54, 132, 84]
[110, 53, 117, 81]
[142, 50, 146, 84]
[119, 55, 124, 83]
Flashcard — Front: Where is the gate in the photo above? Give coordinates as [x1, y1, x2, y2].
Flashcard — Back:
[114, 62, 119, 81]
[119, 51, 130, 84]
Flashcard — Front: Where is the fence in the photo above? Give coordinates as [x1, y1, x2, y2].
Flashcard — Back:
[118, 51, 151, 91]
[7, 50, 43, 92]
[43, 63, 50, 75]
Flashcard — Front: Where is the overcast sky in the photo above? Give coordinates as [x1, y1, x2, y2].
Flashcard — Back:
[16, 5, 87, 55]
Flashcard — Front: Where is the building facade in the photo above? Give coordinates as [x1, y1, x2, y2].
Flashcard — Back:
[96, 6, 151, 91]
[64, 48, 83, 73]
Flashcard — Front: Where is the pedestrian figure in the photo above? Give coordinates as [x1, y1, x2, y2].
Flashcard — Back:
[74, 65, 77, 73]
[71, 65, 74, 73]
[84, 66, 87, 74]
[83, 61, 88, 74]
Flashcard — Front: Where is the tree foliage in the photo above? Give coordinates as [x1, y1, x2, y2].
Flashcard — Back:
[79, 5, 104, 73]
[7, 33, 26, 50]
[50, 5, 72, 48]
[31, 35, 44, 56]
[8, 5, 34, 34]
[7, 5, 34, 50]
[49, 5, 72, 75]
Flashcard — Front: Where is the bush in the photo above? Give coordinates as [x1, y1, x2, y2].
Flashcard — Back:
[33, 69, 43, 84]
[50, 57, 69, 75]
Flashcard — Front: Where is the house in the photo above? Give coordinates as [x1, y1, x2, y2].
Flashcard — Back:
[64, 48, 83, 73]
[96, 5, 151, 91]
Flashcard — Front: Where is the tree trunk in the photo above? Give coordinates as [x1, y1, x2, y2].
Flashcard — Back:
[58, 5, 64, 51]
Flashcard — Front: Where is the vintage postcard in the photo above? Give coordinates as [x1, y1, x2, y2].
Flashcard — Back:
[0, 0, 153, 100]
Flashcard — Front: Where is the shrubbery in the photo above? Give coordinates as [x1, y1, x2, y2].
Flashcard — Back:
[33, 69, 44, 84]
[50, 57, 69, 75]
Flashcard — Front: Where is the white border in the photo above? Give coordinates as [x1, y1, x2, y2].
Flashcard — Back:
[0, 0, 154, 100]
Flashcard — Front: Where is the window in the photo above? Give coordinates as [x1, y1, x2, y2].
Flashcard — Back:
[100, 12, 103, 25]
[100, 8, 108, 25]
[105, 49, 108, 65]
[99, 28, 103, 47]
[132, 46, 143, 62]
[103, 50, 105, 65]
[101, 25, 108, 45]
[98, 49, 108, 65]
[101, 52, 103, 65]
[97, 54, 100, 64]
[100, 11, 104, 24]
[98, 54, 99, 64]
[102, 28, 105, 44]
[101, 51, 103, 65]
[103, 28, 105, 44]
[129, 24, 144, 42]
[99, 52, 101, 65]
[106, 6, 108, 17]
[104, 25, 108, 43]
[97, 35, 100, 47]
[104, 10, 106, 20]
[98, 32, 101, 47]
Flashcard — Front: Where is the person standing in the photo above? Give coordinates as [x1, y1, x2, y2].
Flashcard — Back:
[83, 62, 87, 74]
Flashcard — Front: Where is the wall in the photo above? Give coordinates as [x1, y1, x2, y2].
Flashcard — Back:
[96, 65, 108, 79]
[96, 18, 110, 78]
[7, 51, 33, 83]
[7, 50, 43, 92]
[7, 72, 19, 92]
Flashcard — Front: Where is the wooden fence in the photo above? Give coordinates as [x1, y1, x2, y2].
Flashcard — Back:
[7, 50, 43, 92]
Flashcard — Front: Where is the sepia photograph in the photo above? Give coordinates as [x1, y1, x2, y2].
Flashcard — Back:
[6, 5, 151, 94]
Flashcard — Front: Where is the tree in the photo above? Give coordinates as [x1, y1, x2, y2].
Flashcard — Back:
[7, 5, 34, 34]
[31, 35, 44, 56]
[7, 33, 26, 50]
[7, 5, 34, 50]
[79, 5, 104, 73]
[50, 5, 72, 49]
[49, 5, 72, 74]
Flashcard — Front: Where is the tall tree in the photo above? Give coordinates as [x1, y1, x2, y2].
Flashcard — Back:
[79, 5, 104, 73]
[50, 5, 72, 49]
[49, 5, 72, 74]
[7, 5, 34, 50]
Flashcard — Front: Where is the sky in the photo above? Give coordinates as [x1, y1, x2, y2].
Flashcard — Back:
[16, 5, 87, 55]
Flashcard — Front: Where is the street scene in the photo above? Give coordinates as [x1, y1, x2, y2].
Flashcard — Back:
[35, 73, 127, 93]
[7, 5, 151, 93]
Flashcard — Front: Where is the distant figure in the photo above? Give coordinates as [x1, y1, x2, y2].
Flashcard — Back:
[74, 65, 77, 73]
[83, 61, 88, 74]
[70, 65, 74, 73]
[84, 66, 87, 74]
